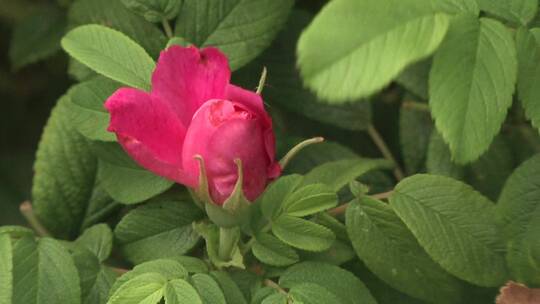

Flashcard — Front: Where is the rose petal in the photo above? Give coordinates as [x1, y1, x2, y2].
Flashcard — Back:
[225, 84, 278, 173]
[105, 88, 195, 186]
[182, 99, 270, 204]
[225, 84, 267, 121]
[152, 46, 230, 126]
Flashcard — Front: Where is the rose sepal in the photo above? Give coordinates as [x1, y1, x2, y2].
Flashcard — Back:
[193, 156, 251, 228]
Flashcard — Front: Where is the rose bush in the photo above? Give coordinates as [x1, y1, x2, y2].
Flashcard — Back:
[6, 0, 540, 303]
[105, 46, 281, 205]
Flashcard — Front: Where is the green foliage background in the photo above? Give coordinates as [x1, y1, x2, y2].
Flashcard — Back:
[3, 0, 540, 303]
[0, 0, 73, 226]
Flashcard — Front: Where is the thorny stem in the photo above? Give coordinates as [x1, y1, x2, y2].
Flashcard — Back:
[367, 124, 405, 181]
[162, 19, 174, 39]
[327, 190, 394, 216]
[20, 201, 50, 237]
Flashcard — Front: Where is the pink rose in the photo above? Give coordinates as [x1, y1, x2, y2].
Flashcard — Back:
[104, 46, 281, 205]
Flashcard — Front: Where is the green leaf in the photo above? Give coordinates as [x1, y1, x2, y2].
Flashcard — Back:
[0, 226, 33, 239]
[108, 273, 166, 304]
[427, 132, 515, 200]
[71, 247, 116, 304]
[497, 154, 540, 286]
[533, 5, 540, 27]
[312, 212, 349, 242]
[289, 283, 342, 304]
[299, 240, 356, 266]
[302, 158, 393, 191]
[466, 136, 514, 201]
[228, 270, 261, 303]
[191, 273, 227, 304]
[346, 198, 464, 303]
[396, 60, 431, 100]
[260, 174, 303, 220]
[209, 271, 248, 304]
[86, 267, 116, 304]
[283, 141, 358, 175]
[9, 5, 66, 69]
[68, 0, 166, 58]
[0, 234, 12, 304]
[426, 131, 465, 179]
[68, 77, 121, 142]
[429, 16, 517, 164]
[170, 256, 208, 274]
[110, 259, 188, 296]
[477, 0, 538, 25]
[348, 261, 427, 304]
[93, 142, 174, 204]
[282, 184, 337, 217]
[280, 262, 377, 304]
[80, 182, 119, 230]
[390, 174, 508, 286]
[517, 28, 540, 133]
[252, 233, 299, 266]
[166, 37, 190, 48]
[12, 237, 81, 304]
[272, 215, 335, 252]
[121, 0, 183, 22]
[32, 94, 97, 239]
[297, 0, 449, 102]
[114, 196, 202, 264]
[175, 0, 294, 70]
[69, 59, 96, 82]
[233, 10, 372, 131]
[163, 279, 202, 304]
[261, 293, 287, 304]
[252, 287, 279, 304]
[61, 24, 156, 91]
[75, 223, 113, 262]
[399, 102, 433, 174]
[430, 0, 480, 14]
[503, 125, 540, 164]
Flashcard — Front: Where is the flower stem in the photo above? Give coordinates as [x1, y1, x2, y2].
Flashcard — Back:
[218, 227, 240, 261]
[20, 201, 50, 237]
[162, 19, 173, 39]
[367, 124, 404, 181]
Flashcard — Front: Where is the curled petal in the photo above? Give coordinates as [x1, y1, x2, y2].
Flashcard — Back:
[152, 46, 230, 126]
[225, 84, 267, 123]
[105, 88, 195, 186]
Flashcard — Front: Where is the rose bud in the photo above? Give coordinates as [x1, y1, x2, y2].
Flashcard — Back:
[104, 46, 281, 211]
